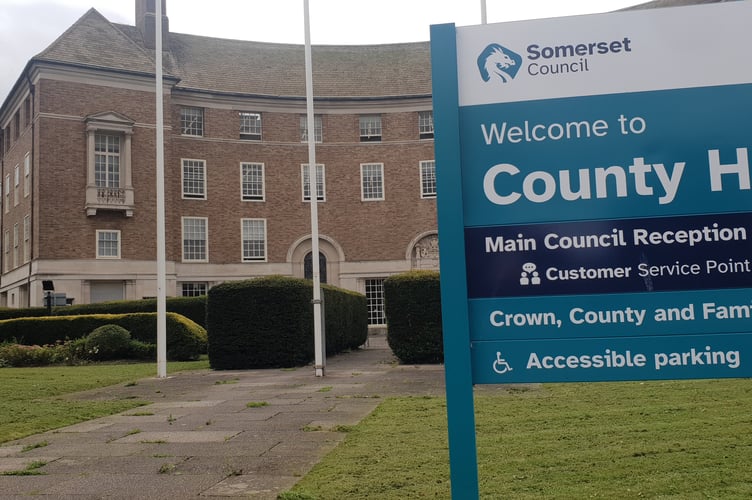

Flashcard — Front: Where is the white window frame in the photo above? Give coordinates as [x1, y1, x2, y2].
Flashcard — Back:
[240, 162, 265, 201]
[23, 152, 30, 198]
[181, 282, 208, 297]
[13, 164, 19, 206]
[182, 217, 208, 262]
[4, 174, 9, 213]
[12, 223, 18, 268]
[3, 230, 9, 272]
[300, 115, 323, 143]
[96, 229, 121, 259]
[359, 115, 382, 142]
[180, 107, 204, 136]
[419, 111, 434, 139]
[23, 214, 30, 263]
[365, 278, 387, 325]
[182, 159, 207, 200]
[420, 160, 437, 199]
[241, 218, 267, 262]
[360, 163, 385, 201]
[239, 112, 262, 140]
[94, 133, 120, 189]
[301, 164, 326, 202]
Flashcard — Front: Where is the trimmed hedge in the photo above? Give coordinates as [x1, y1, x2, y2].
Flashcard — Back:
[0, 312, 207, 361]
[384, 270, 444, 364]
[0, 307, 48, 321]
[53, 296, 208, 328]
[322, 283, 369, 356]
[0, 296, 207, 328]
[207, 276, 367, 370]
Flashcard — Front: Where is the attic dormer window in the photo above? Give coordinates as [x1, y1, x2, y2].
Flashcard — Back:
[359, 115, 381, 142]
[239, 112, 262, 141]
[180, 107, 204, 136]
[419, 111, 434, 139]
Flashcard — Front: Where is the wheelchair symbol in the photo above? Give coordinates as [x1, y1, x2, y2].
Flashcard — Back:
[492, 352, 513, 374]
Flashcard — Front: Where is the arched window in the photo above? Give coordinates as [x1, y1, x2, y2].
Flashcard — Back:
[304, 251, 327, 284]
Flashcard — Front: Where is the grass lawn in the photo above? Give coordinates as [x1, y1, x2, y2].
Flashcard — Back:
[287, 378, 752, 499]
[0, 359, 209, 443]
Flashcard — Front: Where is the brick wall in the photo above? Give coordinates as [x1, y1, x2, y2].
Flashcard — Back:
[5, 77, 436, 283]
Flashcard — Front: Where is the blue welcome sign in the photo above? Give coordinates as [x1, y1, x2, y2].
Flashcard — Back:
[430, 3, 752, 497]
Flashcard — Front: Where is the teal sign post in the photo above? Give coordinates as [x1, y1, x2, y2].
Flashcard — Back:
[431, 3, 752, 497]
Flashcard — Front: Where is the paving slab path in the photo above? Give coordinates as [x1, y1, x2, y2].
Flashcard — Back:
[0, 334, 446, 499]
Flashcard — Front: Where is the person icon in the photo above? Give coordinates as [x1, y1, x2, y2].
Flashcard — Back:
[521, 262, 538, 285]
[531, 270, 541, 285]
[520, 271, 530, 286]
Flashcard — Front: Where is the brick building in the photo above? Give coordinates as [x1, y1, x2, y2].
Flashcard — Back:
[0, 0, 438, 326]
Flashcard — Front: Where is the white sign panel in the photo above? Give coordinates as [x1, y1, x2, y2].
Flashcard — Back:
[456, 3, 752, 106]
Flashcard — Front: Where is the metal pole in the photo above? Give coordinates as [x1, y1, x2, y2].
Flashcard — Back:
[481, 0, 487, 24]
[155, 0, 167, 378]
[304, 0, 325, 377]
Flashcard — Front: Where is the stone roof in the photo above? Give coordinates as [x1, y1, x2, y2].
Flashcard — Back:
[33, 8, 432, 100]
[164, 31, 431, 98]
[35, 8, 162, 77]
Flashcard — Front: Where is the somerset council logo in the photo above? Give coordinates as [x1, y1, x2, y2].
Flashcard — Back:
[477, 43, 522, 84]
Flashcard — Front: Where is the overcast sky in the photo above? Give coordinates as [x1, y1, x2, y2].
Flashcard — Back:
[1, 0, 641, 102]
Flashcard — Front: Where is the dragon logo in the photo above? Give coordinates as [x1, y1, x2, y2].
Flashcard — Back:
[477, 43, 522, 84]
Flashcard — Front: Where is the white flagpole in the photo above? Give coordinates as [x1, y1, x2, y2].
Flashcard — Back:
[155, 0, 167, 378]
[304, 0, 325, 377]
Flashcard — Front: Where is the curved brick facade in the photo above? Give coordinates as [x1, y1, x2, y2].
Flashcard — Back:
[0, 2, 437, 323]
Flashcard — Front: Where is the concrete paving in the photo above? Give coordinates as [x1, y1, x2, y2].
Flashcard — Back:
[0, 334, 447, 499]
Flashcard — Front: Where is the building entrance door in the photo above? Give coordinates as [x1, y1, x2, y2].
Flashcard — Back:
[304, 251, 327, 284]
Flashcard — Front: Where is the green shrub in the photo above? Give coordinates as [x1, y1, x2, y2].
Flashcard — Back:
[166, 296, 208, 329]
[134, 313, 205, 361]
[207, 276, 367, 370]
[207, 277, 312, 369]
[322, 285, 368, 354]
[128, 339, 156, 360]
[0, 307, 48, 321]
[384, 271, 443, 364]
[0, 313, 206, 361]
[85, 325, 132, 360]
[57, 338, 91, 364]
[0, 343, 56, 367]
[0, 335, 155, 367]
[52, 296, 208, 329]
